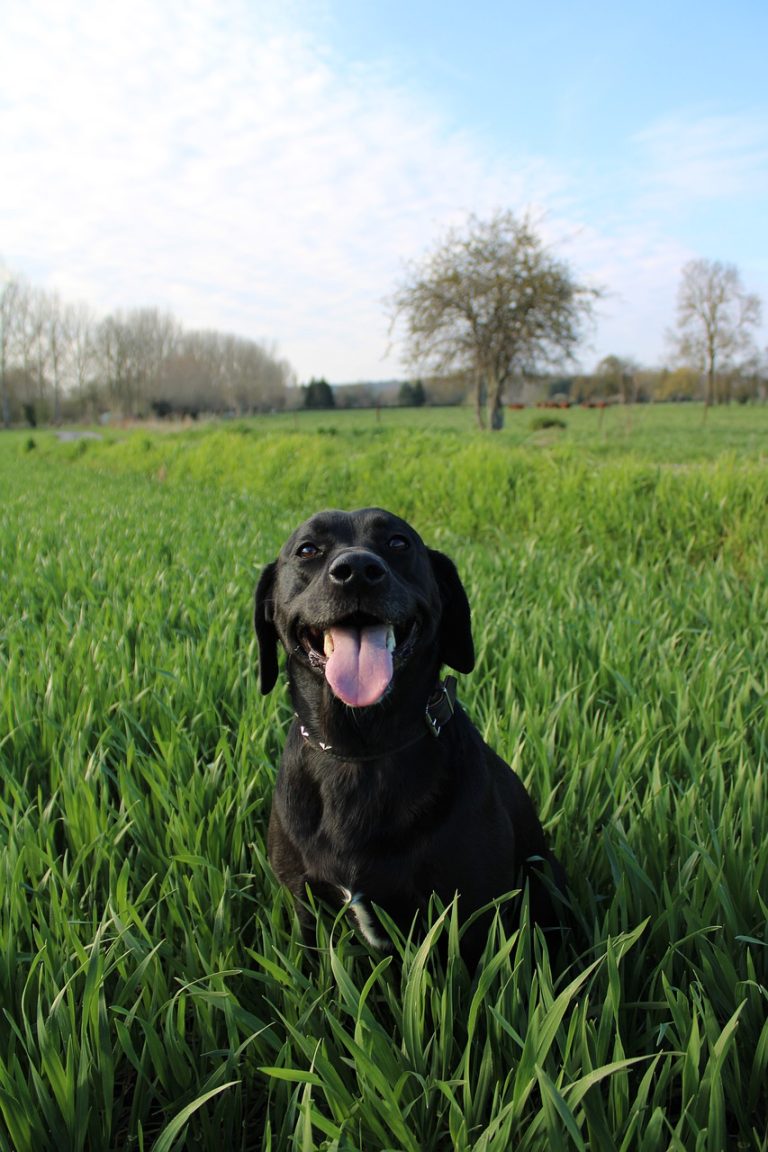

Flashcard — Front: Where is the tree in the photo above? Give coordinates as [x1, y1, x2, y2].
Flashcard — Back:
[303, 377, 335, 410]
[68, 302, 98, 415]
[653, 366, 701, 403]
[390, 211, 599, 429]
[0, 272, 28, 427]
[398, 380, 426, 407]
[594, 355, 639, 403]
[0, 259, 293, 423]
[668, 259, 762, 406]
[95, 314, 136, 416]
[221, 335, 289, 414]
[334, 383, 377, 409]
[23, 287, 52, 422]
[93, 309, 179, 417]
[45, 291, 70, 424]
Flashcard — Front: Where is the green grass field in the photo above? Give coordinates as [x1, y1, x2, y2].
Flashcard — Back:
[1, 404, 767, 1150]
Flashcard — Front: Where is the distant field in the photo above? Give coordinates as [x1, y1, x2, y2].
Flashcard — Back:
[18, 397, 768, 465]
[1, 405, 766, 1149]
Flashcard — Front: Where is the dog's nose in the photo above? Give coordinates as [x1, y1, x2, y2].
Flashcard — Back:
[328, 549, 388, 589]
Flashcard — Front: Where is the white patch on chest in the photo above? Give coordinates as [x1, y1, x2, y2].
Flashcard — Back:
[338, 886, 391, 950]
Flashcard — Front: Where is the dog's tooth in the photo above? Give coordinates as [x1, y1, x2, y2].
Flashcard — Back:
[386, 625, 396, 652]
[323, 630, 334, 656]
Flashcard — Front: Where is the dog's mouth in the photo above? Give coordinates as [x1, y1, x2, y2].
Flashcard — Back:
[298, 614, 418, 708]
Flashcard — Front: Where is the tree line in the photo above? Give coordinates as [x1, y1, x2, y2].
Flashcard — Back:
[3, 213, 766, 430]
[0, 272, 293, 427]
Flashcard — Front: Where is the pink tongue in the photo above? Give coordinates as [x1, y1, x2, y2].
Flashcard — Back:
[325, 624, 393, 708]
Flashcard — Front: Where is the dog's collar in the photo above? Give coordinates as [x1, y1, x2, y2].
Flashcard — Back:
[296, 675, 458, 761]
[424, 675, 457, 737]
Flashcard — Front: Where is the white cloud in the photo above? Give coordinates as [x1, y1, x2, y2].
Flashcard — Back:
[563, 225, 693, 370]
[2, 2, 766, 380]
[0, 0, 576, 379]
[632, 110, 768, 204]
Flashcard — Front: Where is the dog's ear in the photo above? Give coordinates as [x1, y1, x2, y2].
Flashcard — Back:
[428, 549, 475, 674]
[254, 561, 279, 694]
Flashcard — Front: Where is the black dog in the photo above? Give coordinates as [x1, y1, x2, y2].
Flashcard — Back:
[255, 507, 564, 964]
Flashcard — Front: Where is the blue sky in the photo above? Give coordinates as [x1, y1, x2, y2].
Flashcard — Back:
[2, 0, 767, 382]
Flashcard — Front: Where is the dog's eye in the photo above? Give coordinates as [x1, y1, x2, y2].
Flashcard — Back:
[297, 542, 320, 559]
[388, 535, 410, 552]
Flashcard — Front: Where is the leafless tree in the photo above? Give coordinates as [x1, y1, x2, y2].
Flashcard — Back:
[1, 276, 69, 423]
[68, 302, 98, 414]
[224, 336, 289, 413]
[0, 272, 29, 427]
[129, 308, 180, 410]
[390, 211, 600, 429]
[149, 329, 290, 416]
[44, 292, 70, 424]
[95, 314, 133, 415]
[0, 261, 292, 423]
[668, 259, 762, 406]
[20, 287, 52, 420]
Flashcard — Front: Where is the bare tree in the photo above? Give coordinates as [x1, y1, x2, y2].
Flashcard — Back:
[128, 308, 180, 409]
[68, 302, 98, 415]
[4, 286, 44, 422]
[153, 329, 218, 415]
[95, 314, 132, 415]
[0, 272, 28, 427]
[390, 211, 600, 429]
[668, 259, 762, 406]
[1, 279, 72, 423]
[1, 259, 293, 423]
[150, 329, 290, 416]
[23, 287, 53, 419]
[226, 337, 290, 413]
[45, 292, 71, 424]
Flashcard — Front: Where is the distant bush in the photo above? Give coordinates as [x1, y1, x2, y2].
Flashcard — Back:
[530, 415, 567, 430]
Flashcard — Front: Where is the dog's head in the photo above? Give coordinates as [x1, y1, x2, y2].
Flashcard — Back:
[255, 508, 474, 707]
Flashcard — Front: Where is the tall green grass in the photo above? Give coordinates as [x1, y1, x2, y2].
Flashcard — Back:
[1, 407, 766, 1149]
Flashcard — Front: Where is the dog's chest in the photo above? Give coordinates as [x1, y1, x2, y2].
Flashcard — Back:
[336, 886, 391, 950]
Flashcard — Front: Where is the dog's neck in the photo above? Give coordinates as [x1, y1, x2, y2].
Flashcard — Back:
[293, 676, 458, 763]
